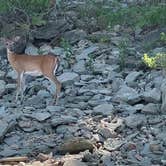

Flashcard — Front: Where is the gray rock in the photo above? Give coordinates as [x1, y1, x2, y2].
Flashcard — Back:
[0, 70, 5, 77]
[114, 85, 141, 104]
[51, 115, 77, 127]
[46, 105, 63, 113]
[7, 70, 17, 79]
[111, 48, 120, 57]
[37, 90, 50, 98]
[58, 72, 79, 86]
[111, 77, 124, 93]
[25, 43, 39, 55]
[5, 83, 16, 90]
[73, 60, 86, 74]
[24, 96, 45, 109]
[63, 29, 87, 44]
[111, 37, 122, 46]
[80, 75, 94, 81]
[56, 125, 78, 134]
[39, 44, 52, 54]
[125, 71, 142, 86]
[92, 134, 104, 142]
[63, 160, 87, 166]
[0, 148, 18, 157]
[93, 103, 114, 116]
[0, 42, 6, 56]
[133, 104, 144, 112]
[142, 88, 161, 103]
[51, 47, 65, 56]
[0, 106, 5, 116]
[18, 117, 41, 132]
[125, 114, 147, 128]
[30, 112, 51, 122]
[101, 118, 124, 132]
[76, 46, 98, 60]
[160, 79, 166, 113]
[32, 19, 73, 40]
[153, 75, 164, 89]
[149, 141, 163, 153]
[104, 138, 124, 151]
[57, 137, 94, 154]
[152, 47, 166, 55]
[142, 103, 160, 114]
[142, 27, 166, 48]
[0, 120, 9, 142]
[0, 80, 6, 95]
[93, 63, 119, 74]
[98, 127, 115, 139]
[88, 31, 112, 43]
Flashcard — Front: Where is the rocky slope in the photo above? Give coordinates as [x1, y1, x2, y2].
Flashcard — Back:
[0, 0, 166, 166]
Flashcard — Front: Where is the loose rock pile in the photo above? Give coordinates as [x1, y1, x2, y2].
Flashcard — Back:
[0, 0, 166, 166]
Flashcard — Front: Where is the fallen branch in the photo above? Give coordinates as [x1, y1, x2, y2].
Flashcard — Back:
[0, 156, 28, 163]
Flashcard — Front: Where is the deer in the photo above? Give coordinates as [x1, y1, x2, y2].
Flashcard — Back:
[2, 36, 61, 104]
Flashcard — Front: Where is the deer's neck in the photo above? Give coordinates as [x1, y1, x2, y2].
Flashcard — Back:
[6, 48, 16, 62]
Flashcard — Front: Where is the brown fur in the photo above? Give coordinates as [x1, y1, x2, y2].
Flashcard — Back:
[6, 39, 61, 104]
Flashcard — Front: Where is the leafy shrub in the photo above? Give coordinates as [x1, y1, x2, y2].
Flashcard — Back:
[0, 0, 51, 15]
[60, 38, 74, 67]
[142, 53, 166, 69]
[160, 32, 166, 44]
[0, 0, 52, 35]
[77, 1, 166, 30]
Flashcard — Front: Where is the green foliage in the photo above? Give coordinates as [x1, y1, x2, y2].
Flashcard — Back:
[142, 53, 166, 69]
[160, 32, 166, 43]
[118, 39, 128, 70]
[85, 54, 95, 73]
[60, 38, 74, 67]
[0, 0, 50, 15]
[31, 15, 46, 26]
[0, 0, 51, 35]
[77, 1, 166, 30]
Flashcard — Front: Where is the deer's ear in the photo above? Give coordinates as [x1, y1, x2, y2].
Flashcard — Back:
[14, 36, 20, 41]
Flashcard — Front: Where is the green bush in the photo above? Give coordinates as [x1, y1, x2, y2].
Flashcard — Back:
[0, 0, 50, 15]
[142, 53, 166, 69]
[0, 0, 52, 30]
[77, 1, 166, 30]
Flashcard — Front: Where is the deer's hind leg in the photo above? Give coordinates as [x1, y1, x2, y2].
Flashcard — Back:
[45, 73, 61, 105]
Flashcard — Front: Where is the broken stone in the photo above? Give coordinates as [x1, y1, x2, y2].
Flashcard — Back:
[57, 138, 94, 154]
[125, 114, 147, 128]
[142, 88, 161, 103]
[104, 138, 124, 151]
[63, 159, 87, 166]
[51, 115, 77, 127]
[114, 85, 141, 104]
[76, 46, 98, 60]
[142, 103, 160, 114]
[93, 103, 114, 116]
[125, 71, 142, 86]
[58, 72, 79, 86]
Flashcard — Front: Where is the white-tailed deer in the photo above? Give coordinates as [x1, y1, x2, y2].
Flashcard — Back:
[3, 36, 61, 104]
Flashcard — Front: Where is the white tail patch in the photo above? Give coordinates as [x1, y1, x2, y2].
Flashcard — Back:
[53, 64, 58, 75]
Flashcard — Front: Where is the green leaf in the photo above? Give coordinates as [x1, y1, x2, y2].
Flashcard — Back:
[31, 15, 46, 26]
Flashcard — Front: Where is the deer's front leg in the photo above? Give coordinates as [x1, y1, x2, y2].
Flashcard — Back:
[15, 72, 21, 102]
[20, 72, 25, 102]
[15, 72, 24, 103]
